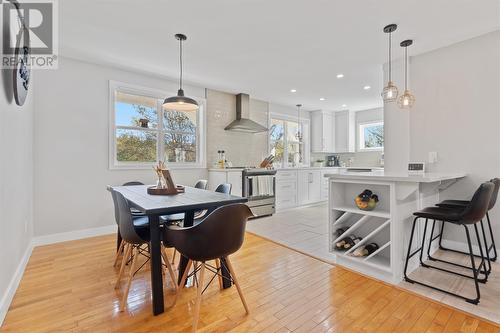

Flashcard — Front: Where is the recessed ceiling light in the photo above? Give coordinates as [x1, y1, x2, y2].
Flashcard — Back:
[342, 104, 347, 108]
[319, 97, 326, 101]
[290, 89, 297, 93]
[336, 74, 344, 79]
[363, 85, 371, 90]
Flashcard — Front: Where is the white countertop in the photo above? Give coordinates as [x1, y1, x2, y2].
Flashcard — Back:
[324, 169, 466, 183]
[209, 166, 384, 172]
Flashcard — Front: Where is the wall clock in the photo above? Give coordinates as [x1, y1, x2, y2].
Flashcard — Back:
[12, 3, 31, 106]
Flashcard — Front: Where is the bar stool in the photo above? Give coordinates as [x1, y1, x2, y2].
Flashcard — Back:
[435, 178, 499, 264]
[404, 182, 494, 304]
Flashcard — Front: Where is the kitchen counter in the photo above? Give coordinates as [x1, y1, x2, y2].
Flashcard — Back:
[325, 170, 465, 284]
[324, 170, 465, 183]
[209, 166, 384, 172]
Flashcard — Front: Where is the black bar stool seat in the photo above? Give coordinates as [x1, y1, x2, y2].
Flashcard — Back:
[414, 207, 463, 222]
[404, 182, 494, 305]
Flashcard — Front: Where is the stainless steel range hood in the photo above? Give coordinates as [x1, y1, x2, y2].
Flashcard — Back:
[224, 93, 268, 133]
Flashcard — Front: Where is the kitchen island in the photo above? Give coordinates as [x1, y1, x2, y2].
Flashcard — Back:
[325, 170, 466, 284]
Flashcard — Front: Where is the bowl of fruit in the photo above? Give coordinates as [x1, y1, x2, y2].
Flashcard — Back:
[354, 189, 379, 211]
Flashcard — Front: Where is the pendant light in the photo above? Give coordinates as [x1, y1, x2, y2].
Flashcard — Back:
[295, 104, 303, 142]
[381, 24, 399, 102]
[163, 34, 199, 111]
[397, 39, 415, 109]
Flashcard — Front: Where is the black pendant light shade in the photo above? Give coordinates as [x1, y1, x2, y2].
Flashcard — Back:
[163, 34, 199, 111]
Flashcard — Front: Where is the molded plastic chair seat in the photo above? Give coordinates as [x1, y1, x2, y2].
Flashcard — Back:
[413, 207, 463, 222]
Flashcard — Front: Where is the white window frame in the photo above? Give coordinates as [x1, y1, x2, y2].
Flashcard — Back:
[268, 112, 310, 168]
[358, 121, 384, 152]
[109, 80, 206, 170]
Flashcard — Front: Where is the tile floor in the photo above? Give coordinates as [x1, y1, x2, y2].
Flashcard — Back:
[247, 203, 500, 324]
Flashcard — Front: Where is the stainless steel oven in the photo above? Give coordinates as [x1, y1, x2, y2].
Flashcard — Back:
[242, 168, 277, 218]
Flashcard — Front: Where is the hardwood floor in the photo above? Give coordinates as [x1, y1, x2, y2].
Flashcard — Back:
[1, 233, 499, 333]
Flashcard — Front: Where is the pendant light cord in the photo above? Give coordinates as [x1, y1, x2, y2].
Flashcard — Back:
[179, 38, 183, 90]
[388, 32, 392, 81]
[404, 46, 408, 90]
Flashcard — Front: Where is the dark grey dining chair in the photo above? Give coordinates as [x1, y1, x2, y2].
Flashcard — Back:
[112, 190, 177, 312]
[164, 203, 253, 331]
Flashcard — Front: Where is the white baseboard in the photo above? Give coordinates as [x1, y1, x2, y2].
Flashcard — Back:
[441, 238, 498, 256]
[32, 224, 117, 247]
[0, 224, 117, 327]
[0, 242, 33, 327]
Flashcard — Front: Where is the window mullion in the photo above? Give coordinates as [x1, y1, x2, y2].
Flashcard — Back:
[157, 100, 164, 162]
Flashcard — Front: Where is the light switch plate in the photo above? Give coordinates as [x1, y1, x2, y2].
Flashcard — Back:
[428, 152, 438, 164]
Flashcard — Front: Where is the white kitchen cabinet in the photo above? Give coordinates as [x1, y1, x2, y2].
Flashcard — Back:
[208, 170, 243, 197]
[311, 111, 335, 153]
[297, 170, 321, 205]
[276, 170, 298, 210]
[335, 110, 355, 153]
[320, 170, 331, 201]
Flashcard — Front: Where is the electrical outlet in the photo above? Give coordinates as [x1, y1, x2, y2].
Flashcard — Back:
[428, 152, 438, 164]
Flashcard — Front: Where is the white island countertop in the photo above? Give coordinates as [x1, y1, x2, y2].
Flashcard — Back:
[324, 169, 466, 183]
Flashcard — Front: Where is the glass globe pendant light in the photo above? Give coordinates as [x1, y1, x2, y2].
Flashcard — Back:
[398, 39, 416, 109]
[295, 104, 303, 142]
[381, 24, 399, 102]
[163, 34, 199, 111]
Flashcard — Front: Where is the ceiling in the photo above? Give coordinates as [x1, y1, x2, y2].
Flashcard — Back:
[60, 0, 500, 111]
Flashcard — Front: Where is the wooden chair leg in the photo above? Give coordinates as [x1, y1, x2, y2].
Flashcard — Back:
[161, 246, 178, 291]
[115, 244, 131, 289]
[114, 240, 125, 267]
[225, 256, 249, 314]
[192, 262, 206, 333]
[175, 259, 192, 305]
[215, 259, 223, 290]
[120, 246, 138, 312]
[172, 249, 177, 265]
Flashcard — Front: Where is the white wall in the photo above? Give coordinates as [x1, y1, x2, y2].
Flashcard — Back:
[33, 57, 207, 237]
[409, 30, 500, 244]
[206, 89, 268, 167]
[0, 7, 35, 322]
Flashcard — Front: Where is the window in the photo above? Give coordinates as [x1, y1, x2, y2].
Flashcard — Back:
[109, 81, 205, 169]
[269, 114, 309, 167]
[359, 121, 384, 151]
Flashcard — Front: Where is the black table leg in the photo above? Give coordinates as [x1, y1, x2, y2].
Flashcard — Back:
[148, 214, 164, 315]
[220, 257, 232, 289]
[178, 210, 195, 285]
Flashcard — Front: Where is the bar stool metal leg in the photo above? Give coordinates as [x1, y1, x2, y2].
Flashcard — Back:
[404, 217, 483, 304]
[438, 218, 495, 272]
[486, 212, 498, 261]
[427, 221, 489, 281]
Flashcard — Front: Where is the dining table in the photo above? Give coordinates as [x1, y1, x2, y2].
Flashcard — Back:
[108, 184, 248, 315]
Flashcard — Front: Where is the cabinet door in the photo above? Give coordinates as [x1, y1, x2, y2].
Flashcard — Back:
[297, 170, 310, 205]
[208, 172, 227, 191]
[335, 110, 355, 153]
[227, 171, 243, 197]
[322, 113, 335, 152]
[308, 170, 322, 203]
[320, 171, 330, 201]
[310, 112, 324, 152]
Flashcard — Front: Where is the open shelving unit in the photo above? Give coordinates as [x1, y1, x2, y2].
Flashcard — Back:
[329, 180, 395, 282]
